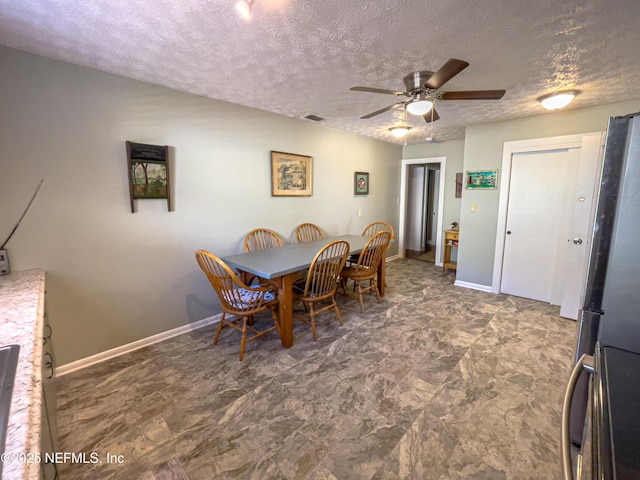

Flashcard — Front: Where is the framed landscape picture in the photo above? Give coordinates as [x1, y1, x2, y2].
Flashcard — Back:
[466, 169, 498, 190]
[354, 171, 369, 195]
[126, 141, 172, 212]
[271, 151, 313, 196]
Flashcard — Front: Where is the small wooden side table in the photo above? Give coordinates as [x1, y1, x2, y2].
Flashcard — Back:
[443, 229, 459, 272]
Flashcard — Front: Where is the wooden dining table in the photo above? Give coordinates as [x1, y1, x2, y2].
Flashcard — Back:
[222, 234, 388, 348]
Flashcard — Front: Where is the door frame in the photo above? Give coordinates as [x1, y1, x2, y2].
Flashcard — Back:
[399, 157, 446, 265]
[492, 132, 602, 293]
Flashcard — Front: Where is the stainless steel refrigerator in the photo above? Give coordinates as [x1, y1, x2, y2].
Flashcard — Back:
[563, 112, 640, 479]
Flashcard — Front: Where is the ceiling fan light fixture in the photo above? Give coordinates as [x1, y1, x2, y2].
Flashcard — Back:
[538, 90, 580, 110]
[235, 0, 254, 20]
[406, 97, 434, 116]
[389, 126, 411, 138]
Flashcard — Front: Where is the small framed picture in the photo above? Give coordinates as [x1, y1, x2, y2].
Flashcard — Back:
[354, 172, 369, 195]
[271, 151, 313, 196]
[465, 169, 498, 190]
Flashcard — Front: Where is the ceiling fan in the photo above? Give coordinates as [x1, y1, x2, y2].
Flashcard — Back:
[350, 58, 506, 123]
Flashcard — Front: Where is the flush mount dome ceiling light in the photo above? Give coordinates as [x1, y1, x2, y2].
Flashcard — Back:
[538, 90, 580, 110]
[406, 94, 434, 116]
[235, 0, 254, 20]
[389, 126, 411, 138]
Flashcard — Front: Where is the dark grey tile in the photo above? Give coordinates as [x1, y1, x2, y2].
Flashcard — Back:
[55, 259, 575, 479]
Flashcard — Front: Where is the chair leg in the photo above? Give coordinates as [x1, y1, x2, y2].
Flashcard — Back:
[270, 306, 282, 338]
[373, 280, 382, 304]
[239, 317, 248, 361]
[357, 284, 365, 313]
[310, 304, 317, 341]
[333, 298, 344, 325]
[214, 313, 225, 344]
[339, 277, 347, 295]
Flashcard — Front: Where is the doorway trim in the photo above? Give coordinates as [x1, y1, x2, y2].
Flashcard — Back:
[399, 156, 446, 265]
[491, 133, 601, 293]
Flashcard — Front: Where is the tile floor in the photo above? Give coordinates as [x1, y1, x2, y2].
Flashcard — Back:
[55, 259, 576, 479]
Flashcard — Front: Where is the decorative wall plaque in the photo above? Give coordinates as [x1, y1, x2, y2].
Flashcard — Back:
[126, 141, 172, 212]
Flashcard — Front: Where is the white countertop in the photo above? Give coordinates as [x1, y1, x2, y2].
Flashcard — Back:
[0, 269, 45, 480]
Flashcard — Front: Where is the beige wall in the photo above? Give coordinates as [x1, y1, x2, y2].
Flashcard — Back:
[0, 47, 402, 365]
[458, 100, 640, 287]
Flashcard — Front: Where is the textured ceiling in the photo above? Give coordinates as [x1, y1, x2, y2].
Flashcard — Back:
[1, 0, 640, 144]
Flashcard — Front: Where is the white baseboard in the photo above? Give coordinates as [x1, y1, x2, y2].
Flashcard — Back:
[56, 314, 221, 376]
[57, 256, 404, 376]
[454, 280, 493, 293]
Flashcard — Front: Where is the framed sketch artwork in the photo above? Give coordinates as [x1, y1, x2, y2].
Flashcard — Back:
[271, 151, 313, 196]
[354, 172, 369, 195]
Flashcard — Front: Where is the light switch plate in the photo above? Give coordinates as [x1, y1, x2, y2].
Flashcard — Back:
[0, 249, 10, 275]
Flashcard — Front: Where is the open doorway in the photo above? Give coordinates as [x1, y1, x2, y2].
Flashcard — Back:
[425, 166, 440, 256]
[398, 157, 446, 266]
[404, 164, 440, 259]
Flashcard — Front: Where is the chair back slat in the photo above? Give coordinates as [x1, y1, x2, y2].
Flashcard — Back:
[362, 221, 395, 240]
[195, 250, 272, 314]
[352, 231, 391, 277]
[303, 241, 349, 299]
[296, 223, 324, 243]
[244, 228, 282, 252]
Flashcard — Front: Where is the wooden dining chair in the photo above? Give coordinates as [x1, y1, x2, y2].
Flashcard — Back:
[349, 221, 394, 264]
[362, 221, 395, 240]
[340, 231, 391, 312]
[242, 228, 283, 286]
[293, 240, 349, 340]
[244, 228, 283, 253]
[295, 223, 324, 243]
[195, 250, 281, 361]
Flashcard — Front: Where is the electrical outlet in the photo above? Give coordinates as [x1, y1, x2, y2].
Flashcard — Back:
[0, 249, 10, 276]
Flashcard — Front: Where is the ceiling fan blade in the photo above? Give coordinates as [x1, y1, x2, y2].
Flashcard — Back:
[441, 90, 506, 100]
[350, 86, 405, 96]
[423, 107, 440, 123]
[424, 59, 469, 90]
[360, 102, 403, 119]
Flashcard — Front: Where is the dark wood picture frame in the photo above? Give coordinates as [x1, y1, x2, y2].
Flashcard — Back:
[455, 172, 463, 198]
[126, 141, 172, 213]
[354, 171, 369, 195]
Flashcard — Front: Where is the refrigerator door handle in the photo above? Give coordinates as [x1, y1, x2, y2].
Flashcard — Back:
[562, 354, 595, 480]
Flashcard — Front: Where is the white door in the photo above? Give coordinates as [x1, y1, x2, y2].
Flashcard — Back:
[430, 169, 441, 246]
[559, 133, 605, 318]
[405, 166, 425, 252]
[501, 149, 578, 302]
